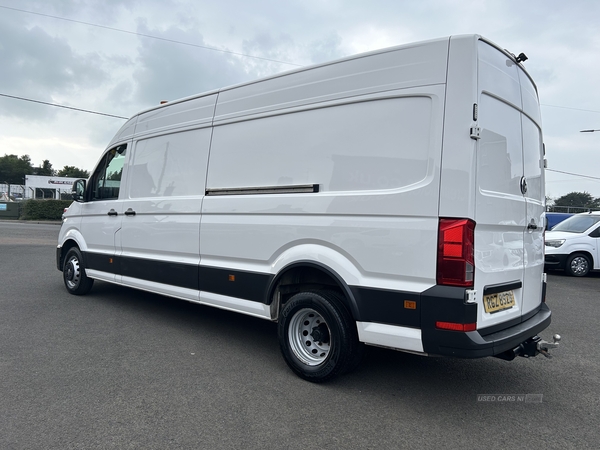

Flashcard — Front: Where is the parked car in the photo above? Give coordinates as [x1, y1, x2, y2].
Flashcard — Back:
[545, 211, 600, 276]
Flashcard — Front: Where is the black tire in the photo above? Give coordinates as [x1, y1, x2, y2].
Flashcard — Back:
[566, 253, 591, 277]
[63, 247, 94, 295]
[278, 291, 361, 382]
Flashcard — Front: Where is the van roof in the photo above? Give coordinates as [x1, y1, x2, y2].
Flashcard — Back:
[131, 34, 534, 119]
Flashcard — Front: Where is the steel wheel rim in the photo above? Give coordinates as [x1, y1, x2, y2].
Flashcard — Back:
[65, 255, 81, 289]
[288, 308, 331, 366]
[570, 256, 588, 276]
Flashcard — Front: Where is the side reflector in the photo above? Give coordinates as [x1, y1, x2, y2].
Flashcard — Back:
[436, 321, 477, 332]
[404, 300, 417, 310]
[437, 218, 475, 287]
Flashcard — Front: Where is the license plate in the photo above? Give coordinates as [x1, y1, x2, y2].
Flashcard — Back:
[483, 290, 515, 314]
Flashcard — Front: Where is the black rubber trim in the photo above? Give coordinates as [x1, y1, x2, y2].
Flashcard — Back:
[83, 251, 273, 303]
[350, 286, 420, 328]
[482, 280, 522, 296]
[80, 251, 553, 358]
[56, 246, 62, 271]
[478, 303, 541, 336]
[85, 252, 118, 275]
[266, 260, 359, 318]
[121, 256, 198, 290]
[423, 303, 551, 358]
[420, 285, 478, 356]
[541, 279, 547, 303]
[199, 266, 273, 304]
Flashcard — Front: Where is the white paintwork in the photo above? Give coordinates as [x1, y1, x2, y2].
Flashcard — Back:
[120, 276, 200, 303]
[213, 38, 449, 124]
[197, 291, 272, 320]
[107, 117, 137, 148]
[134, 94, 217, 137]
[468, 39, 545, 329]
[357, 322, 424, 353]
[118, 127, 212, 268]
[86, 269, 118, 283]
[545, 212, 600, 271]
[58, 34, 546, 355]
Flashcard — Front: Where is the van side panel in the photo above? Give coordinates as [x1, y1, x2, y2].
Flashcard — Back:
[106, 117, 138, 149]
[213, 39, 449, 124]
[208, 96, 435, 193]
[202, 86, 445, 298]
[134, 94, 217, 137]
[117, 127, 212, 299]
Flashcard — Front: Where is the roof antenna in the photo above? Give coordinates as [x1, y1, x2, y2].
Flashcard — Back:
[515, 53, 528, 63]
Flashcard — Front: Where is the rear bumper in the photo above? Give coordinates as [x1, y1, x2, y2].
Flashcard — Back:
[424, 303, 551, 358]
[420, 285, 551, 358]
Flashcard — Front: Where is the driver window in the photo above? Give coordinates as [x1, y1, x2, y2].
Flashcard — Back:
[90, 144, 127, 200]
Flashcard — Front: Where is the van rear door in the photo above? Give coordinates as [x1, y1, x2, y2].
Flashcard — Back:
[474, 41, 545, 331]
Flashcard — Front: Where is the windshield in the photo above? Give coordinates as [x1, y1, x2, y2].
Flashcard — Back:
[551, 214, 600, 233]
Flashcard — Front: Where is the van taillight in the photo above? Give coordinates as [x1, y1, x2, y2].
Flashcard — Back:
[437, 218, 475, 287]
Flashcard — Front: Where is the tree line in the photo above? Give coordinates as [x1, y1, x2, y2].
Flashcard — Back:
[0, 154, 89, 185]
[550, 191, 600, 210]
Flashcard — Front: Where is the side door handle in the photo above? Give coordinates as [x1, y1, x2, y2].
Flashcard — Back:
[107, 209, 118, 216]
[124, 208, 136, 216]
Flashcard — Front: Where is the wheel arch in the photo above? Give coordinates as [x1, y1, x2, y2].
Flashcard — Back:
[570, 250, 594, 259]
[57, 238, 81, 271]
[57, 228, 87, 271]
[267, 261, 360, 322]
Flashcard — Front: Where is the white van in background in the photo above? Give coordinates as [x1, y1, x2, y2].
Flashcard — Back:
[57, 34, 559, 382]
[545, 211, 600, 276]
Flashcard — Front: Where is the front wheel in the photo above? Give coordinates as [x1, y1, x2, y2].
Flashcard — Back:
[63, 247, 94, 295]
[566, 253, 591, 277]
[278, 291, 362, 382]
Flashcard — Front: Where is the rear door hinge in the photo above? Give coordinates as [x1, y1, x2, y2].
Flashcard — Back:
[470, 126, 481, 140]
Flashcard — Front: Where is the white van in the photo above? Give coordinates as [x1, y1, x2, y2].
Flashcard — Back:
[57, 34, 559, 382]
[545, 211, 600, 276]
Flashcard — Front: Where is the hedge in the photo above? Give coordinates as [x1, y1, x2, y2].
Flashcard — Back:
[20, 199, 73, 221]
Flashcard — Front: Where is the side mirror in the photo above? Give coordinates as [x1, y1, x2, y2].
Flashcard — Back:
[72, 179, 86, 202]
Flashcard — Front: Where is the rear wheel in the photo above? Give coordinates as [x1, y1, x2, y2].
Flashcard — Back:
[566, 253, 591, 277]
[278, 291, 362, 382]
[63, 247, 94, 295]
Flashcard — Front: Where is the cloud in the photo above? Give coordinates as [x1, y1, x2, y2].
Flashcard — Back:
[0, 13, 108, 121]
[131, 20, 254, 107]
[1, 0, 600, 197]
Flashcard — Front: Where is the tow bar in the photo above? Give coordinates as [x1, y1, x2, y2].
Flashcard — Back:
[495, 334, 561, 361]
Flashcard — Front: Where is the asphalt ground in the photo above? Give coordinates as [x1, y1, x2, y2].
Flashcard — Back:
[0, 221, 598, 449]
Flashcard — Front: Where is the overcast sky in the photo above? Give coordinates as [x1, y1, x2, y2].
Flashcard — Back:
[1, 0, 599, 199]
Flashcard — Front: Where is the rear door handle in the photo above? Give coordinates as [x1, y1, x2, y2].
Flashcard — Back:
[107, 209, 118, 216]
[527, 219, 538, 230]
[124, 208, 136, 216]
